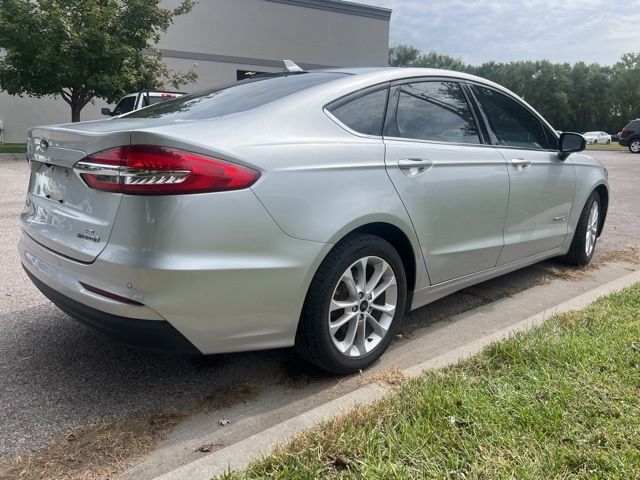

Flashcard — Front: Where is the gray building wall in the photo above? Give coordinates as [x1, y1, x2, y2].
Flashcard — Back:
[0, 0, 390, 143]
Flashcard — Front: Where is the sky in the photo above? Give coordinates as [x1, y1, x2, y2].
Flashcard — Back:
[363, 0, 640, 66]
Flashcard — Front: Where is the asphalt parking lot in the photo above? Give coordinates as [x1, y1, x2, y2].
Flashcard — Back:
[0, 149, 638, 467]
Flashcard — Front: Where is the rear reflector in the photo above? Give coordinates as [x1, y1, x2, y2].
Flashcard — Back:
[80, 282, 144, 306]
[74, 145, 260, 195]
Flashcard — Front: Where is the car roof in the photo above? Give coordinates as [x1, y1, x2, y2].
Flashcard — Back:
[322, 67, 509, 91]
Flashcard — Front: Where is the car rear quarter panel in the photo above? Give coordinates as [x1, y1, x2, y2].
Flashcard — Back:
[245, 127, 430, 292]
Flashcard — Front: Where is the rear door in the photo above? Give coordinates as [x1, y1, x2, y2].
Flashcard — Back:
[470, 85, 576, 265]
[383, 79, 510, 285]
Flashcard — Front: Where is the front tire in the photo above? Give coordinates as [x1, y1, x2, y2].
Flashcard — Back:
[295, 233, 407, 374]
[561, 191, 601, 266]
[629, 139, 640, 154]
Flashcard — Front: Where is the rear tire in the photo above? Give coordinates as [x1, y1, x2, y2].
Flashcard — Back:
[295, 233, 407, 374]
[560, 191, 601, 266]
[629, 139, 640, 154]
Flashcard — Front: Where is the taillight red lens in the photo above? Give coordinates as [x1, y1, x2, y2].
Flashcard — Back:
[75, 145, 260, 195]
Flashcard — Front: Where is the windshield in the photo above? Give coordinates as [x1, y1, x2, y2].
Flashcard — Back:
[584, 131, 598, 135]
[124, 72, 348, 120]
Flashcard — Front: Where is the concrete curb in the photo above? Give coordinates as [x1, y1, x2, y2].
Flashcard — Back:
[154, 269, 640, 480]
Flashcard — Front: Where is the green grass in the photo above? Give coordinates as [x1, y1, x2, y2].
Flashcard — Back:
[0, 143, 27, 153]
[586, 141, 624, 151]
[222, 285, 640, 479]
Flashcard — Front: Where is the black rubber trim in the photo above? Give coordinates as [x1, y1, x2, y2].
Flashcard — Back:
[24, 266, 201, 355]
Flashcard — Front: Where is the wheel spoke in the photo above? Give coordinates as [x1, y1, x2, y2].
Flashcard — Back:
[372, 275, 396, 300]
[365, 260, 387, 294]
[365, 313, 388, 336]
[341, 269, 359, 297]
[371, 302, 396, 314]
[330, 298, 358, 312]
[335, 320, 357, 354]
[354, 258, 368, 292]
[329, 311, 357, 335]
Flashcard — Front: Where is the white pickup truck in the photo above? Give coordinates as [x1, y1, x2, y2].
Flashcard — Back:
[101, 91, 185, 117]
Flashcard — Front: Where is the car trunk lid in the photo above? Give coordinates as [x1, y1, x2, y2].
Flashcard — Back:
[21, 124, 131, 262]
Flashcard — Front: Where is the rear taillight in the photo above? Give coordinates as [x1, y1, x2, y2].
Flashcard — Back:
[73, 145, 260, 195]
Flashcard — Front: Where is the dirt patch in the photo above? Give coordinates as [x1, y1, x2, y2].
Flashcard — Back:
[0, 411, 186, 480]
[199, 382, 260, 411]
[358, 364, 408, 388]
[0, 381, 260, 480]
[546, 245, 640, 281]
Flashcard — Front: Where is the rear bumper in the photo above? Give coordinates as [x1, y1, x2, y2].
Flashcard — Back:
[618, 137, 630, 146]
[24, 266, 200, 354]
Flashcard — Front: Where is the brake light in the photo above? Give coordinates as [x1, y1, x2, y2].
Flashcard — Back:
[73, 145, 260, 195]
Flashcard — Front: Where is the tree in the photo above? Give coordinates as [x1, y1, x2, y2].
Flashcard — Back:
[389, 44, 468, 72]
[388, 44, 640, 133]
[0, 0, 198, 122]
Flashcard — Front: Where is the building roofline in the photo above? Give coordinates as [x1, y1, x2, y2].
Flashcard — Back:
[262, 0, 391, 20]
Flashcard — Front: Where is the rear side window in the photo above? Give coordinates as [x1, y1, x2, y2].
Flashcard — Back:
[328, 88, 389, 136]
[385, 81, 480, 144]
[124, 73, 347, 120]
[473, 86, 550, 150]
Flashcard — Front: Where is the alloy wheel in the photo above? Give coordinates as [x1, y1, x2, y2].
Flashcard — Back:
[585, 202, 599, 257]
[328, 256, 397, 357]
[631, 140, 640, 153]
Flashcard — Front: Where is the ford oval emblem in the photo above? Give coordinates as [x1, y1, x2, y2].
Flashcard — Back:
[40, 139, 50, 151]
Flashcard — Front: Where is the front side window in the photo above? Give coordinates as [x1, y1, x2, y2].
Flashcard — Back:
[385, 81, 480, 144]
[473, 86, 549, 150]
[328, 88, 388, 136]
[113, 96, 136, 115]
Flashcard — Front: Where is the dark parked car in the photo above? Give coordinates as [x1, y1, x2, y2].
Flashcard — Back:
[619, 118, 640, 153]
[611, 132, 620, 142]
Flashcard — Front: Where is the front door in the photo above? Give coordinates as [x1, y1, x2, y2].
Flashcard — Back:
[471, 85, 576, 265]
[383, 80, 510, 285]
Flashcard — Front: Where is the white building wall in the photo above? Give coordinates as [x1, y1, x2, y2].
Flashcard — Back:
[0, 0, 390, 143]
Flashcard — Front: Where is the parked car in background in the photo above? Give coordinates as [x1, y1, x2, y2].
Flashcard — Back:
[582, 131, 611, 144]
[611, 132, 621, 142]
[21, 68, 609, 374]
[619, 119, 640, 153]
[101, 91, 185, 117]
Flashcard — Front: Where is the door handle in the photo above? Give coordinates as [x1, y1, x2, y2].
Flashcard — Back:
[510, 158, 532, 169]
[398, 158, 433, 176]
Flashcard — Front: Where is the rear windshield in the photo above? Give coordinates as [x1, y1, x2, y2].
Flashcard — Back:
[124, 72, 347, 120]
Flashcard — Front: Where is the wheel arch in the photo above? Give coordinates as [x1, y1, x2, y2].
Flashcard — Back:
[345, 222, 419, 292]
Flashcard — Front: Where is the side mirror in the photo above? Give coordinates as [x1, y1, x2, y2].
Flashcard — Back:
[558, 132, 586, 160]
[101, 107, 113, 116]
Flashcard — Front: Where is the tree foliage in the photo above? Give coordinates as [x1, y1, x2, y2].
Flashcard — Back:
[0, 0, 198, 121]
[389, 44, 640, 133]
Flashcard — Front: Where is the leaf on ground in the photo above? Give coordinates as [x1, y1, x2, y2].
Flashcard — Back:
[195, 443, 223, 453]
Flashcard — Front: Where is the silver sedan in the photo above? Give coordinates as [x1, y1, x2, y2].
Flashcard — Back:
[20, 68, 609, 373]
